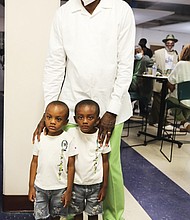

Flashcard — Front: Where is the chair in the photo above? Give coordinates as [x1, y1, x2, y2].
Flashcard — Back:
[160, 80, 190, 162]
[122, 91, 150, 146]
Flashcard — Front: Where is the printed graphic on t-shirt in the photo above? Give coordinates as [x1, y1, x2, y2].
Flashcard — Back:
[93, 141, 102, 174]
[57, 140, 68, 180]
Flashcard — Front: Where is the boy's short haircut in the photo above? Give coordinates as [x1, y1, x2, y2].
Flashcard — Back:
[75, 99, 100, 116]
[46, 101, 69, 119]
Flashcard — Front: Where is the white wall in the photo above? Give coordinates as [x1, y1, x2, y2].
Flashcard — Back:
[4, 0, 60, 195]
[136, 27, 190, 54]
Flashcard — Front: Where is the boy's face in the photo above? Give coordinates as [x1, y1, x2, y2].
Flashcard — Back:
[45, 105, 68, 136]
[74, 105, 100, 134]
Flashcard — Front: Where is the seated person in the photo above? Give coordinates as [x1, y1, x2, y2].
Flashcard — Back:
[129, 45, 154, 116]
[167, 44, 190, 132]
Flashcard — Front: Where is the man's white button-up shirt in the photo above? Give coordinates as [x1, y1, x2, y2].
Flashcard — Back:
[43, 0, 135, 124]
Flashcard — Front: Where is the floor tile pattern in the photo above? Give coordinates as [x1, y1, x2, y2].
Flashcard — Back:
[121, 140, 190, 220]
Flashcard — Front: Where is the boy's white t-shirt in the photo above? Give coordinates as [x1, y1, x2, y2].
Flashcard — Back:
[33, 132, 78, 190]
[67, 127, 111, 185]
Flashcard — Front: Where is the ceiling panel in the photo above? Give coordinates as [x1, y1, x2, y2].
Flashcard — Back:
[133, 8, 174, 25]
[136, 0, 190, 5]
[150, 21, 190, 34]
[126, 0, 190, 34]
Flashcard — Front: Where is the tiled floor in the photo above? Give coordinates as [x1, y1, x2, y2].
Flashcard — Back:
[1, 95, 190, 219]
[122, 121, 190, 220]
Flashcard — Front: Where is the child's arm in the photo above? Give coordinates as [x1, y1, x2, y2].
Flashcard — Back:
[98, 153, 109, 202]
[62, 155, 75, 207]
[28, 155, 38, 202]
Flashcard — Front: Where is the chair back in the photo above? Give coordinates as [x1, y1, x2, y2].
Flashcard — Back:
[177, 81, 190, 101]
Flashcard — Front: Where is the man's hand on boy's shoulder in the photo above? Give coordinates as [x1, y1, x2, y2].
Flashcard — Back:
[98, 111, 116, 146]
[32, 114, 47, 144]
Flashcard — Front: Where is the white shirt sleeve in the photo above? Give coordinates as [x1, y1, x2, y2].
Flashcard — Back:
[33, 140, 39, 156]
[43, 8, 67, 108]
[67, 137, 79, 157]
[102, 145, 111, 154]
[168, 64, 178, 85]
[107, 4, 135, 115]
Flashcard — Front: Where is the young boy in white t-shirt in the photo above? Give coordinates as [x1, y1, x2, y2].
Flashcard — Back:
[28, 101, 78, 220]
[67, 99, 111, 220]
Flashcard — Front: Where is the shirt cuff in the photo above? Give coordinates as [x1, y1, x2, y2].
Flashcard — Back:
[107, 100, 121, 116]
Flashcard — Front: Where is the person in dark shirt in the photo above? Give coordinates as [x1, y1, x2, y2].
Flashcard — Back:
[139, 38, 153, 58]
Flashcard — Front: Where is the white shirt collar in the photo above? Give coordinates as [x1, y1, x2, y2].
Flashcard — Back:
[70, 0, 113, 13]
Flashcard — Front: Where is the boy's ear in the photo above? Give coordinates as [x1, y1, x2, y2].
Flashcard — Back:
[74, 116, 77, 123]
[95, 117, 100, 127]
[63, 119, 69, 125]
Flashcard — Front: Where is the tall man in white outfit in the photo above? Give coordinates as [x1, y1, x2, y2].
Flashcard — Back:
[33, 0, 135, 219]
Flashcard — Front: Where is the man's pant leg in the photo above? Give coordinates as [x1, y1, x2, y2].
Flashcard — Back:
[149, 92, 161, 125]
[103, 123, 125, 220]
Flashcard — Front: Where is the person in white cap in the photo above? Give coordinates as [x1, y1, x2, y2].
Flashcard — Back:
[149, 34, 179, 126]
[33, 0, 136, 220]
